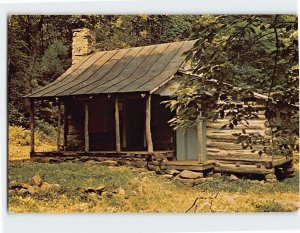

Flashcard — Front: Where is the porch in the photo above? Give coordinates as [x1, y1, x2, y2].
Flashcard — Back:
[30, 150, 293, 177]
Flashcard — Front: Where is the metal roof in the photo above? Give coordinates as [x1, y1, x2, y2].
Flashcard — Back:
[27, 40, 196, 98]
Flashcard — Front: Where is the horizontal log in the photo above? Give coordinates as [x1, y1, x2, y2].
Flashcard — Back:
[206, 135, 236, 142]
[206, 141, 264, 150]
[207, 149, 263, 158]
[272, 157, 293, 167]
[167, 163, 215, 172]
[208, 118, 266, 124]
[214, 163, 275, 175]
[213, 159, 268, 166]
[207, 129, 267, 135]
[207, 124, 266, 130]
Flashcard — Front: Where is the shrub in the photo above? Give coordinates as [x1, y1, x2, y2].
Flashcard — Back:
[8, 125, 56, 160]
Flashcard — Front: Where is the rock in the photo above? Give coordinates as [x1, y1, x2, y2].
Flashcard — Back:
[8, 190, 15, 195]
[99, 160, 118, 166]
[95, 185, 107, 195]
[9, 180, 22, 189]
[229, 174, 239, 181]
[85, 160, 101, 165]
[21, 183, 30, 189]
[49, 158, 61, 163]
[180, 170, 203, 179]
[160, 165, 167, 170]
[31, 175, 42, 186]
[52, 184, 61, 190]
[161, 174, 173, 179]
[167, 169, 180, 176]
[194, 178, 207, 184]
[147, 164, 159, 171]
[18, 188, 28, 195]
[212, 173, 222, 178]
[40, 182, 52, 192]
[80, 157, 91, 162]
[27, 186, 38, 195]
[285, 167, 294, 173]
[84, 187, 96, 193]
[117, 188, 126, 195]
[175, 177, 195, 186]
[155, 169, 164, 175]
[62, 157, 76, 162]
[104, 192, 113, 198]
[40, 182, 60, 192]
[132, 160, 147, 168]
[265, 173, 277, 183]
[88, 192, 98, 198]
[206, 170, 214, 177]
[149, 160, 160, 166]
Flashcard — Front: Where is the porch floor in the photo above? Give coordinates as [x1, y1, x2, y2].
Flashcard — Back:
[31, 150, 174, 159]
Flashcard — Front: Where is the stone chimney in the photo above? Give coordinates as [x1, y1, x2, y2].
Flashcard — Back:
[72, 28, 96, 65]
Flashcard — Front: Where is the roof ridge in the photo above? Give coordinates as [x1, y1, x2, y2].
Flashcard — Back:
[94, 39, 197, 53]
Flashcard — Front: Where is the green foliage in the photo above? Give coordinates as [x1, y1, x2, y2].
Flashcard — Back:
[166, 15, 299, 156]
[9, 125, 55, 147]
[40, 40, 70, 85]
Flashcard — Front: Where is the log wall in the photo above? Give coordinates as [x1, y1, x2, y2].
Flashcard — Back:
[206, 110, 269, 160]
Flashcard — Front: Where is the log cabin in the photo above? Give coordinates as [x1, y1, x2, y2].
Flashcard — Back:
[25, 28, 294, 179]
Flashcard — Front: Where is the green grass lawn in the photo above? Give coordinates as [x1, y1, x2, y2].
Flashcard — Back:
[8, 161, 299, 213]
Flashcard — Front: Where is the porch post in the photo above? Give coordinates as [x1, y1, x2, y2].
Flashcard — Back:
[145, 94, 153, 153]
[63, 102, 68, 151]
[115, 96, 121, 152]
[84, 101, 89, 152]
[30, 98, 35, 154]
[57, 103, 62, 151]
[197, 116, 207, 163]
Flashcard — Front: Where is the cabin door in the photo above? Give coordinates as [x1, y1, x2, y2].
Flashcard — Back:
[121, 98, 145, 151]
[176, 127, 198, 160]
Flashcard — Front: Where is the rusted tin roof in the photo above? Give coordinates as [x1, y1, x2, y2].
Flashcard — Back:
[27, 40, 196, 98]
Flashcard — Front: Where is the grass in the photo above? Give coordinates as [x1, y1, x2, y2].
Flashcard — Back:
[7, 125, 300, 213]
[8, 160, 299, 213]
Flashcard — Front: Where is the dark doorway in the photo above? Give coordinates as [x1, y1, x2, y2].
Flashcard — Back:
[121, 98, 145, 151]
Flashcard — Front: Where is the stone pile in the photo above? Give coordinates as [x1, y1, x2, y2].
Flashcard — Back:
[9, 175, 61, 195]
[83, 185, 126, 198]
